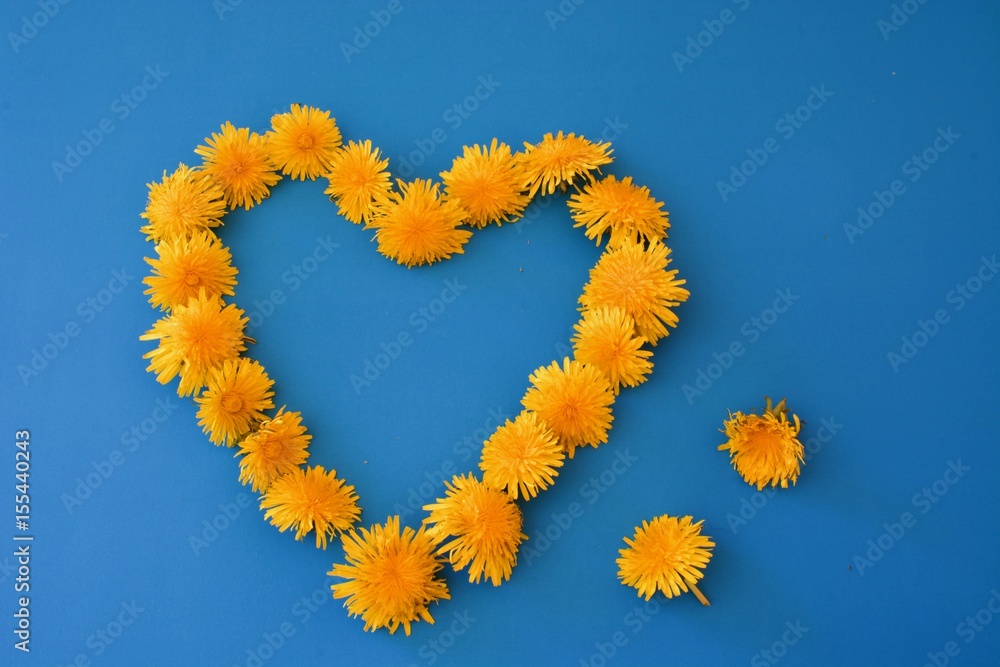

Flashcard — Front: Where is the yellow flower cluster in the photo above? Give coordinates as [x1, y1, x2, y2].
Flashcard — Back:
[139, 105, 694, 635]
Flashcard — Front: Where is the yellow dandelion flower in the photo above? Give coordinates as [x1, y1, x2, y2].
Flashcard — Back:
[440, 139, 529, 227]
[139, 163, 227, 243]
[195, 358, 275, 446]
[617, 515, 714, 606]
[143, 231, 238, 311]
[236, 406, 311, 493]
[324, 139, 392, 224]
[369, 179, 472, 267]
[261, 465, 360, 548]
[568, 175, 669, 247]
[719, 397, 805, 490]
[579, 238, 689, 345]
[571, 306, 653, 395]
[521, 357, 614, 458]
[267, 104, 343, 181]
[139, 289, 248, 397]
[423, 474, 526, 586]
[479, 411, 564, 500]
[517, 131, 612, 198]
[195, 121, 280, 210]
[330, 516, 450, 635]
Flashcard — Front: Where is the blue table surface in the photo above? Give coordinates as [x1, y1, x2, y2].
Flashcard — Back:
[2, 1, 999, 665]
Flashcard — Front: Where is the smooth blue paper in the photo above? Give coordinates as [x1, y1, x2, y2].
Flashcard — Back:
[2, 1, 998, 665]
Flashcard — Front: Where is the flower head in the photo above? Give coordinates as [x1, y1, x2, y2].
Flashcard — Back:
[517, 131, 612, 198]
[140, 164, 227, 243]
[195, 121, 281, 210]
[423, 474, 526, 586]
[195, 358, 275, 446]
[617, 515, 714, 605]
[324, 139, 392, 224]
[568, 175, 669, 247]
[719, 397, 805, 490]
[143, 231, 238, 311]
[261, 465, 360, 548]
[579, 239, 688, 345]
[330, 516, 450, 635]
[237, 407, 312, 493]
[267, 104, 343, 180]
[139, 289, 248, 396]
[369, 179, 472, 267]
[521, 357, 614, 458]
[440, 139, 529, 227]
[572, 306, 653, 395]
[479, 411, 564, 499]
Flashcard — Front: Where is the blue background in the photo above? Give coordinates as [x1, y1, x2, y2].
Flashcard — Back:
[2, 1, 999, 665]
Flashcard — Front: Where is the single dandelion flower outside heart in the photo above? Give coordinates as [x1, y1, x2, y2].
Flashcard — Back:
[324, 139, 392, 224]
[143, 231, 238, 311]
[440, 139, 529, 227]
[369, 179, 472, 267]
[719, 397, 805, 490]
[568, 175, 669, 247]
[195, 358, 275, 446]
[139, 289, 248, 397]
[195, 121, 281, 210]
[423, 474, 526, 586]
[140, 163, 227, 243]
[617, 515, 714, 606]
[572, 306, 653, 395]
[237, 407, 312, 493]
[330, 516, 450, 635]
[517, 131, 613, 198]
[579, 238, 689, 345]
[479, 411, 564, 500]
[261, 465, 360, 549]
[522, 357, 615, 458]
[267, 104, 343, 181]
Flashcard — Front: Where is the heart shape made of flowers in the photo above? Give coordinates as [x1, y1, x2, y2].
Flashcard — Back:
[139, 104, 690, 635]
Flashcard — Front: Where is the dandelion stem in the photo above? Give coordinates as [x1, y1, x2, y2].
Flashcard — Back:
[689, 582, 710, 606]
